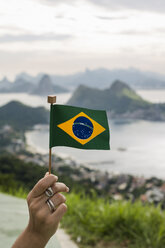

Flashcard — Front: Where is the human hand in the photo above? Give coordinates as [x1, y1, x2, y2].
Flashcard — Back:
[26, 173, 69, 246]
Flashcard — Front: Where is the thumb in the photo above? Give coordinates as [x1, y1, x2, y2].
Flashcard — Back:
[44, 172, 49, 177]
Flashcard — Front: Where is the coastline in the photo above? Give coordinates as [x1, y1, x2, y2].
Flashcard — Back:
[22, 135, 165, 205]
[21, 149, 165, 205]
[1, 124, 165, 206]
[25, 122, 165, 180]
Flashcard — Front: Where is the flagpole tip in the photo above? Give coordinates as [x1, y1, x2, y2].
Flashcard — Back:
[47, 95, 56, 104]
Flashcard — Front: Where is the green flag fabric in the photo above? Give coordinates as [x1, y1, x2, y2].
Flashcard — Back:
[49, 104, 110, 150]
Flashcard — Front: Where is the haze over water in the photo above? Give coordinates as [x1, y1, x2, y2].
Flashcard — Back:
[1, 90, 165, 179]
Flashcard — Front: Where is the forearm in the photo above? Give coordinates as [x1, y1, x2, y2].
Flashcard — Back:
[12, 226, 49, 248]
[12, 174, 68, 248]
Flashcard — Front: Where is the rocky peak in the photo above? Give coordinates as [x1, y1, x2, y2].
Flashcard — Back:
[110, 80, 131, 92]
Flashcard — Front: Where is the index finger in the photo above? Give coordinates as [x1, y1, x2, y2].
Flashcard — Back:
[30, 174, 58, 198]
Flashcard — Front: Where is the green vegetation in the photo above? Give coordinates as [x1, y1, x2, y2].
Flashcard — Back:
[2, 186, 165, 248]
[122, 88, 142, 101]
[67, 80, 151, 113]
[0, 127, 24, 150]
[0, 155, 47, 193]
[67, 80, 165, 121]
[0, 155, 98, 196]
[1, 154, 165, 248]
[62, 193, 165, 248]
[0, 101, 49, 130]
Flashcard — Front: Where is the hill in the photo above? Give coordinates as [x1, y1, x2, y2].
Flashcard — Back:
[67, 80, 150, 112]
[31, 74, 68, 96]
[67, 80, 165, 121]
[3, 67, 165, 91]
[8, 78, 33, 93]
[0, 74, 69, 95]
[49, 67, 165, 89]
[0, 77, 11, 90]
[1, 154, 165, 248]
[0, 101, 49, 130]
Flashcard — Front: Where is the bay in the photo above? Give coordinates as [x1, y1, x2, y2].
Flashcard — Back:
[0, 89, 164, 108]
[0, 91, 165, 179]
[26, 120, 165, 179]
[0, 92, 71, 109]
[137, 89, 165, 103]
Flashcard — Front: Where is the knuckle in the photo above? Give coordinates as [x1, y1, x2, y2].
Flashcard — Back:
[54, 183, 66, 192]
[60, 183, 66, 188]
[61, 203, 68, 212]
[56, 193, 66, 203]
[38, 175, 57, 191]
[38, 180, 47, 191]
[36, 211, 46, 223]
[62, 195, 66, 203]
[54, 193, 66, 203]
[27, 192, 31, 205]
[53, 184, 58, 193]
[60, 194, 66, 203]
[48, 175, 57, 184]
[55, 192, 61, 199]
[29, 201, 38, 213]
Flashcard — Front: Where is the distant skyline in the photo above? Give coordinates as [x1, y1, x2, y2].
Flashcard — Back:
[1, 0, 165, 80]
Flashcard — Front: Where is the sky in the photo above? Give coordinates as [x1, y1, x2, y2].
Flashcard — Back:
[1, 0, 165, 80]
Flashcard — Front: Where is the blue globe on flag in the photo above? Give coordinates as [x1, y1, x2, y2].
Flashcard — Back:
[72, 116, 94, 140]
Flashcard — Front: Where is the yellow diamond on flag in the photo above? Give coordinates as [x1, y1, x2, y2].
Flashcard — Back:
[57, 112, 106, 145]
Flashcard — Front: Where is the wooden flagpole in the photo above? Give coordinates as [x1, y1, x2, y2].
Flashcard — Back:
[47, 95, 56, 174]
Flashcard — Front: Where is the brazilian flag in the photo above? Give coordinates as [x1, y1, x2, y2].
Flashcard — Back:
[49, 104, 110, 150]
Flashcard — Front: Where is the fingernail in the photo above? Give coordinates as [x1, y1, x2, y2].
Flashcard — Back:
[66, 187, 69, 192]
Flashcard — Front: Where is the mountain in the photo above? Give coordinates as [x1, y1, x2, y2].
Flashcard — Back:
[67, 80, 150, 112]
[0, 74, 69, 95]
[9, 78, 33, 93]
[15, 72, 43, 84]
[31, 74, 68, 96]
[0, 78, 34, 93]
[49, 67, 165, 89]
[67, 80, 165, 121]
[0, 77, 11, 90]
[0, 78, 33, 93]
[0, 101, 49, 130]
[2, 67, 165, 94]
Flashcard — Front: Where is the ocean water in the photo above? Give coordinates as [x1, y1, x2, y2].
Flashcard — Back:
[0, 92, 71, 109]
[0, 91, 165, 179]
[25, 120, 165, 179]
[0, 89, 164, 108]
[137, 89, 165, 103]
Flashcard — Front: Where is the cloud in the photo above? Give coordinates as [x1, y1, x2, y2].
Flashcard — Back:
[88, 0, 165, 13]
[38, 0, 76, 6]
[118, 30, 151, 36]
[0, 25, 26, 32]
[155, 28, 165, 34]
[54, 15, 76, 21]
[54, 14, 64, 19]
[118, 28, 165, 36]
[96, 16, 128, 20]
[97, 29, 152, 36]
[36, 0, 165, 13]
[0, 33, 73, 43]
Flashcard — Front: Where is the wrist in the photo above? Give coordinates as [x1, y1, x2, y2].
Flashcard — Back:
[25, 225, 49, 248]
[12, 226, 49, 248]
